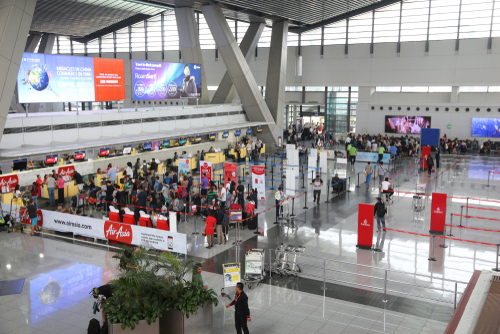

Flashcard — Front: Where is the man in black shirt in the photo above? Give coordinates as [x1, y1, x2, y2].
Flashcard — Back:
[73, 171, 84, 192]
[150, 158, 158, 176]
[135, 188, 148, 222]
[226, 282, 250, 334]
[170, 170, 178, 190]
[236, 180, 245, 208]
[374, 197, 387, 233]
[105, 181, 114, 211]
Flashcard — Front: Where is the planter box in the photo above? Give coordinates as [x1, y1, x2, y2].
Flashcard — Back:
[159, 303, 213, 334]
[108, 318, 160, 334]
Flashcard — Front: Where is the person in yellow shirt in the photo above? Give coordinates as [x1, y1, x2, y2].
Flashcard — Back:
[348, 145, 357, 165]
[378, 146, 385, 163]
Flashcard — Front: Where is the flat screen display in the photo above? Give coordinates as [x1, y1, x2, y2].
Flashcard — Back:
[195, 135, 202, 142]
[131, 60, 202, 100]
[235, 129, 241, 136]
[471, 118, 500, 137]
[143, 142, 152, 150]
[385, 116, 431, 134]
[45, 155, 58, 165]
[209, 133, 216, 141]
[179, 137, 187, 145]
[122, 146, 131, 155]
[99, 148, 110, 157]
[163, 139, 170, 147]
[257, 126, 262, 133]
[222, 131, 229, 138]
[74, 151, 85, 161]
[17, 52, 125, 103]
[13, 159, 27, 171]
[247, 127, 252, 134]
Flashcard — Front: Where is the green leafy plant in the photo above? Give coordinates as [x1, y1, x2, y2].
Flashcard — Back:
[104, 246, 218, 330]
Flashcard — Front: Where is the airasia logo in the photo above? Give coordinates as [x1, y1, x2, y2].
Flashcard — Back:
[185, 159, 189, 164]
[104, 221, 133, 243]
[0, 175, 18, 191]
[361, 219, 370, 227]
[58, 166, 75, 178]
[36, 209, 43, 226]
[203, 162, 208, 168]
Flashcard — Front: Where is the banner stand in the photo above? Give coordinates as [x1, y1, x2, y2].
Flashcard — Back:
[429, 192, 447, 235]
[356, 203, 374, 249]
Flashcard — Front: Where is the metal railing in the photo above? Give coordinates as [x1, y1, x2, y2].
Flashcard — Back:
[268, 249, 466, 310]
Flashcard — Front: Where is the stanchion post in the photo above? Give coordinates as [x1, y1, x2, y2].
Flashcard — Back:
[448, 213, 454, 236]
[325, 180, 330, 203]
[492, 244, 500, 272]
[357, 173, 360, 188]
[346, 176, 351, 193]
[487, 171, 491, 187]
[428, 235, 437, 261]
[192, 214, 199, 235]
[459, 207, 463, 226]
[303, 191, 309, 209]
[271, 167, 274, 189]
[269, 249, 272, 279]
[291, 197, 295, 217]
[302, 171, 305, 188]
[321, 259, 327, 291]
[383, 269, 388, 302]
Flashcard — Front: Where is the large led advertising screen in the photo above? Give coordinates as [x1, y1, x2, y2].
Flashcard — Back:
[131, 60, 202, 100]
[471, 118, 500, 137]
[385, 116, 431, 134]
[17, 53, 125, 103]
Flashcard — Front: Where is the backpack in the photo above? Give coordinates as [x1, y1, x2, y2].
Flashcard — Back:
[87, 318, 101, 334]
[377, 203, 387, 217]
[180, 186, 188, 199]
[100, 321, 108, 334]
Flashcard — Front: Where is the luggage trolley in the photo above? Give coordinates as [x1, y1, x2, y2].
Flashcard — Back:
[244, 249, 265, 289]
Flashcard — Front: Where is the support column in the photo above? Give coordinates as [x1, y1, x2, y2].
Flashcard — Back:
[211, 22, 264, 104]
[202, 4, 279, 143]
[0, 0, 37, 135]
[451, 86, 460, 103]
[175, 7, 209, 105]
[265, 20, 288, 139]
[28, 34, 56, 114]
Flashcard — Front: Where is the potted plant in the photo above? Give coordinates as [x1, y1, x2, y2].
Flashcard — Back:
[103, 246, 218, 334]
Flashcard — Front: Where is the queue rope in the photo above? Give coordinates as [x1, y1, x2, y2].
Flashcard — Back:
[383, 227, 498, 246]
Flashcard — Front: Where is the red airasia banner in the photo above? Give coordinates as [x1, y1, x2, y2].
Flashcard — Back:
[430, 192, 447, 234]
[357, 203, 374, 249]
[104, 220, 133, 244]
[0, 174, 19, 192]
[421, 146, 431, 170]
[19, 208, 43, 226]
[200, 161, 212, 182]
[224, 162, 237, 184]
[58, 165, 75, 178]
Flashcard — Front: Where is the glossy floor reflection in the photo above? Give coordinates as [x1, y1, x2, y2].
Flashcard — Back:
[2, 154, 500, 333]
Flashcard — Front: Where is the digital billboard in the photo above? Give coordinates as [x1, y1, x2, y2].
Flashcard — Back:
[17, 53, 125, 103]
[385, 116, 431, 134]
[131, 60, 202, 100]
[472, 118, 500, 137]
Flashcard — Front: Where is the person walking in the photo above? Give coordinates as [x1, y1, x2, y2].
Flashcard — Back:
[27, 198, 38, 236]
[378, 162, 388, 184]
[426, 154, 434, 176]
[226, 282, 251, 334]
[378, 145, 385, 163]
[374, 197, 387, 233]
[46, 174, 56, 206]
[435, 148, 440, 169]
[311, 175, 323, 205]
[364, 162, 373, 189]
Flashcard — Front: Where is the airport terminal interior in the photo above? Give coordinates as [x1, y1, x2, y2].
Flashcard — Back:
[1, 0, 500, 333]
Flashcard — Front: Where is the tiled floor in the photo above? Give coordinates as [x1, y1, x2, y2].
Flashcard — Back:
[1, 152, 500, 333]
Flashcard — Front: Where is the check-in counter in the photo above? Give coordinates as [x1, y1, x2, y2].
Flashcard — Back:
[41, 182, 79, 200]
[205, 152, 225, 164]
[1, 192, 19, 205]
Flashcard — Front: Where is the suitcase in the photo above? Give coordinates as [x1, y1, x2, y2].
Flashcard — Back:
[247, 215, 257, 230]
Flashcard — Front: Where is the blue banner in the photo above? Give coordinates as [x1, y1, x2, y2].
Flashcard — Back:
[132, 60, 202, 100]
[356, 152, 391, 163]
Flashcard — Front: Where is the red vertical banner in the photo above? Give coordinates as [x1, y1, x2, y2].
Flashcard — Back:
[430, 192, 447, 234]
[421, 146, 431, 170]
[357, 203, 374, 249]
[224, 163, 237, 184]
[200, 161, 212, 182]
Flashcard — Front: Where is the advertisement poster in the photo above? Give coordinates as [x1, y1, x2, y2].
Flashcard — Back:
[252, 166, 266, 200]
[308, 149, 317, 179]
[178, 159, 191, 180]
[0, 174, 19, 192]
[385, 115, 431, 134]
[471, 117, 500, 137]
[223, 265, 240, 288]
[17, 52, 125, 103]
[356, 152, 390, 163]
[421, 146, 431, 170]
[224, 163, 237, 183]
[200, 161, 212, 183]
[131, 60, 202, 100]
[357, 203, 374, 249]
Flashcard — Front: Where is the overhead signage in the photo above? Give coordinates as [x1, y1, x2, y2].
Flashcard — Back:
[17, 52, 125, 103]
[131, 60, 202, 100]
[74, 151, 86, 161]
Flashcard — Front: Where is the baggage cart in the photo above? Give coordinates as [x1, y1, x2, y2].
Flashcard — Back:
[244, 249, 265, 289]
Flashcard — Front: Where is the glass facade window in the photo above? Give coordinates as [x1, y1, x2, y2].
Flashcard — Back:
[376, 87, 402, 92]
[115, 27, 130, 53]
[286, 86, 303, 91]
[101, 33, 114, 53]
[86, 39, 100, 54]
[401, 86, 430, 92]
[324, 20, 347, 45]
[301, 28, 322, 46]
[460, 86, 489, 92]
[374, 7, 400, 43]
[131, 21, 145, 52]
[305, 86, 325, 91]
[163, 11, 179, 50]
[147, 16, 162, 51]
[400, 0, 430, 42]
[349, 12, 373, 44]
[429, 0, 460, 41]
[460, 0, 494, 39]
[258, 26, 272, 47]
[428, 86, 452, 92]
[325, 86, 358, 134]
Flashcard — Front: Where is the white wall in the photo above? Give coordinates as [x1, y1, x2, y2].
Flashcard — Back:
[356, 87, 500, 141]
